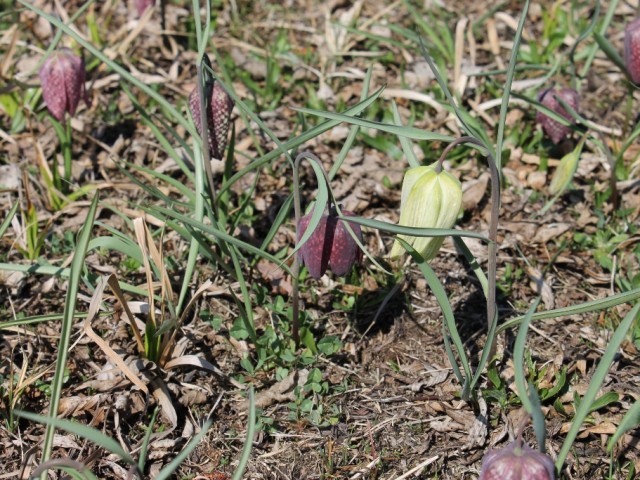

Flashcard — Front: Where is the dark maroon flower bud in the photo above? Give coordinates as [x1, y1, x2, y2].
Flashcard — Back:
[134, 0, 154, 16]
[189, 81, 234, 160]
[625, 18, 640, 85]
[479, 440, 555, 480]
[39, 48, 88, 121]
[536, 87, 579, 144]
[297, 208, 363, 279]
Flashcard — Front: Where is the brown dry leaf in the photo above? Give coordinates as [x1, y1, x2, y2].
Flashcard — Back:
[533, 223, 571, 244]
[255, 259, 292, 295]
[526, 266, 554, 310]
[462, 172, 490, 211]
[247, 368, 310, 409]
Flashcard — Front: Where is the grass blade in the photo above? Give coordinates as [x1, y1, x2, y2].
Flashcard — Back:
[555, 302, 640, 470]
[15, 409, 137, 466]
[513, 296, 547, 451]
[232, 388, 256, 480]
[39, 193, 99, 469]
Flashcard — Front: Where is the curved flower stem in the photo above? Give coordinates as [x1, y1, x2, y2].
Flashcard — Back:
[440, 136, 500, 361]
[291, 151, 333, 346]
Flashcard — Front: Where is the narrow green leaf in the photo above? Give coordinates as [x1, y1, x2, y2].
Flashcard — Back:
[593, 32, 629, 79]
[340, 215, 490, 242]
[232, 389, 256, 480]
[513, 296, 547, 451]
[399, 239, 472, 387]
[154, 419, 213, 480]
[391, 100, 419, 168]
[0, 202, 19, 238]
[219, 87, 384, 198]
[15, 409, 136, 466]
[40, 193, 99, 468]
[498, 288, 640, 333]
[294, 106, 454, 142]
[556, 302, 640, 470]
[329, 66, 373, 180]
[607, 399, 640, 452]
[495, 0, 529, 169]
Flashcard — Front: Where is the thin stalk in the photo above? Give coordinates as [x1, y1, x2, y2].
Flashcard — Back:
[441, 137, 500, 360]
[63, 118, 72, 193]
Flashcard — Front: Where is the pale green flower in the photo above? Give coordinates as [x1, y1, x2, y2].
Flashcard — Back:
[390, 165, 462, 260]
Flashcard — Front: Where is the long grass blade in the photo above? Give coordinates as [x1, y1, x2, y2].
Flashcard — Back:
[555, 302, 640, 470]
[232, 388, 256, 480]
[293, 106, 454, 142]
[498, 288, 640, 333]
[15, 409, 137, 466]
[513, 296, 547, 451]
[39, 193, 99, 470]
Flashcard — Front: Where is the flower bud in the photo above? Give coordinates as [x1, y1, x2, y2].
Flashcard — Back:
[390, 165, 462, 261]
[536, 87, 579, 145]
[297, 208, 363, 279]
[625, 18, 640, 85]
[479, 441, 555, 480]
[39, 48, 88, 121]
[548, 136, 585, 196]
[189, 80, 234, 160]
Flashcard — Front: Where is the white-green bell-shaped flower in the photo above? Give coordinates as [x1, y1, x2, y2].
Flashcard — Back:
[390, 164, 462, 260]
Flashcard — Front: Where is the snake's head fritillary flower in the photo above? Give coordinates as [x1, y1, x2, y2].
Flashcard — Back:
[479, 440, 555, 480]
[134, 0, 155, 16]
[625, 18, 640, 85]
[536, 87, 579, 145]
[189, 80, 234, 160]
[390, 164, 462, 261]
[297, 207, 363, 279]
[39, 48, 88, 121]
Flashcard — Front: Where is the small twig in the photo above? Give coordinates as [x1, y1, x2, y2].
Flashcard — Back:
[390, 455, 439, 480]
[348, 457, 381, 480]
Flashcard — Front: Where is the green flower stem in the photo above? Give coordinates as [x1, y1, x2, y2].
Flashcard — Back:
[63, 117, 72, 193]
[442, 136, 500, 359]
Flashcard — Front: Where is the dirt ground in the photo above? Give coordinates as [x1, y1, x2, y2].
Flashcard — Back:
[1, 0, 640, 479]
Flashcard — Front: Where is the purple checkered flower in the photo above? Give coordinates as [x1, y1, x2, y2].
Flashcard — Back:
[536, 87, 579, 144]
[297, 207, 363, 279]
[39, 48, 88, 121]
[625, 18, 640, 84]
[479, 440, 555, 480]
[189, 81, 234, 160]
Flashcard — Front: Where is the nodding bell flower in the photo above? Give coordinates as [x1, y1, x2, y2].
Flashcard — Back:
[39, 48, 88, 121]
[625, 18, 640, 85]
[297, 207, 363, 279]
[479, 440, 555, 480]
[134, 0, 155, 16]
[390, 164, 462, 261]
[536, 87, 579, 145]
[189, 80, 234, 160]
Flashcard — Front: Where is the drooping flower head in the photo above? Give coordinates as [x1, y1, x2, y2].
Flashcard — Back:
[189, 80, 234, 160]
[390, 164, 462, 261]
[536, 87, 579, 145]
[134, 0, 155, 16]
[39, 48, 88, 121]
[297, 207, 363, 279]
[624, 18, 640, 85]
[479, 440, 555, 480]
